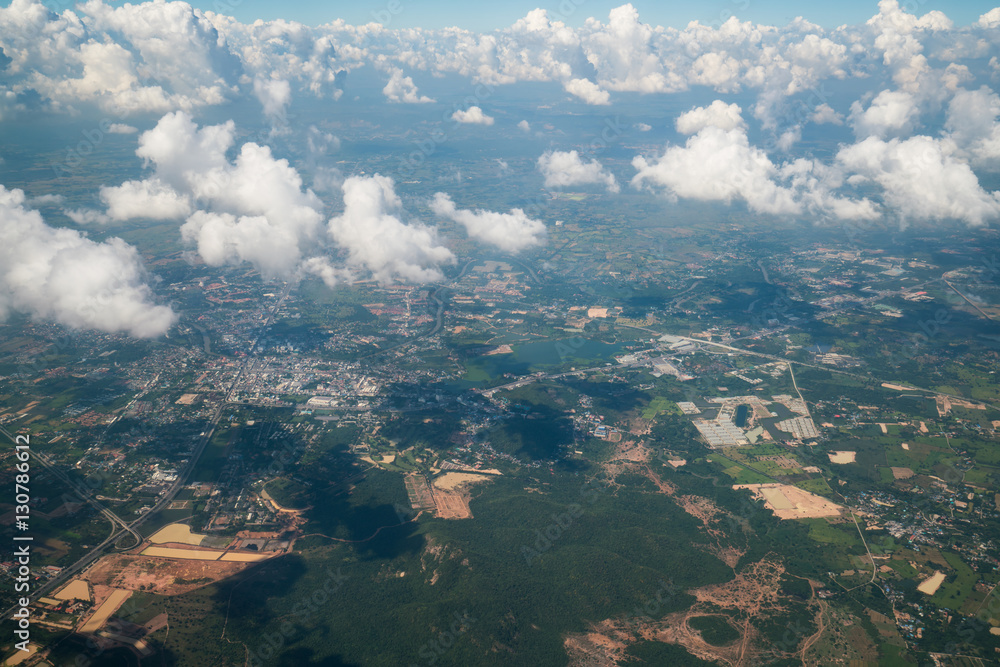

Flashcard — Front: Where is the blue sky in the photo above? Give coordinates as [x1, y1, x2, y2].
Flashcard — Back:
[185, 0, 999, 30]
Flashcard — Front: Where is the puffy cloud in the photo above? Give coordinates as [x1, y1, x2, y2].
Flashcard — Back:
[582, 4, 682, 94]
[382, 67, 434, 103]
[518, 120, 531, 132]
[101, 112, 324, 279]
[945, 86, 1000, 167]
[328, 175, 455, 283]
[451, 105, 494, 125]
[430, 193, 546, 252]
[675, 101, 745, 134]
[0, 0, 989, 146]
[0, 185, 175, 337]
[108, 123, 138, 134]
[0, 0, 237, 114]
[136, 112, 323, 233]
[95, 113, 474, 285]
[537, 150, 619, 193]
[810, 103, 843, 125]
[632, 126, 799, 215]
[634, 104, 878, 221]
[636, 122, 652, 132]
[181, 211, 304, 279]
[253, 76, 291, 121]
[775, 126, 802, 151]
[64, 209, 110, 225]
[134, 111, 234, 190]
[837, 135, 1000, 225]
[563, 78, 610, 105]
[100, 178, 192, 221]
[777, 159, 880, 221]
[26, 194, 65, 207]
[849, 89, 920, 138]
[979, 8, 1000, 29]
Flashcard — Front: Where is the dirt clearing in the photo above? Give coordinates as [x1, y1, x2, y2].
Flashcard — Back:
[80, 588, 131, 633]
[564, 557, 813, 666]
[433, 472, 494, 491]
[148, 523, 207, 546]
[83, 553, 258, 596]
[733, 484, 843, 519]
[918, 571, 946, 595]
[424, 472, 495, 519]
[53, 579, 91, 602]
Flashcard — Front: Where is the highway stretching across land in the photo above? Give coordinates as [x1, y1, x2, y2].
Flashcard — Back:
[0, 282, 292, 619]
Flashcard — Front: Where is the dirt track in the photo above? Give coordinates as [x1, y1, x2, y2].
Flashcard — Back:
[564, 556, 811, 667]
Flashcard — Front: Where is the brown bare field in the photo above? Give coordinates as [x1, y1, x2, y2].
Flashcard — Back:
[3, 642, 39, 665]
[917, 571, 946, 595]
[148, 523, 206, 546]
[219, 552, 271, 562]
[733, 483, 843, 520]
[431, 486, 472, 519]
[80, 588, 131, 634]
[141, 546, 221, 560]
[433, 472, 494, 491]
[827, 451, 856, 464]
[54, 579, 91, 602]
[83, 553, 256, 596]
[404, 474, 435, 510]
[425, 472, 495, 519]
[612, 438, 650, 463]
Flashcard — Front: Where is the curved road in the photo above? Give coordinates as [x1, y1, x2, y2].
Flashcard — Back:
[0, 283, 292, 619]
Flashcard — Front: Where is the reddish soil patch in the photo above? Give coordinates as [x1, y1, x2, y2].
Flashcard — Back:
[83, 553, 257, 596]
[432, 486, 472, 519]
[564, 556, 811, 667]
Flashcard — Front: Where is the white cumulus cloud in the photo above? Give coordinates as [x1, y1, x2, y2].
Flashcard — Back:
[849, 89, 920, 138]
[100, 178, 192, 222]
[837, 135, 1000, 225]
[383, 67, 434, 103]
[430, 193, 546, 252]
[633, 102, 879, 221]
[810, 103, 843, 125]
[564, 78, 610, 105]
[632, 126, 799, 215]
[328, 175, 455, 283]
[945, 86, 1000, 167]
[675, 101, 746, 135]
[451, 106, 494, 125]
[537, 150, 619, 193]
[0, 185, 176, 337]
[253, 77, 291, 122]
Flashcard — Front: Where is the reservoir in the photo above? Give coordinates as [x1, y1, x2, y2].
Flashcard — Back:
[734, 404, 749, 428]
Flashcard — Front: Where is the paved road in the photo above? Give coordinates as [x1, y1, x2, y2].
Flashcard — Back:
[0, 283, 292, 618]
